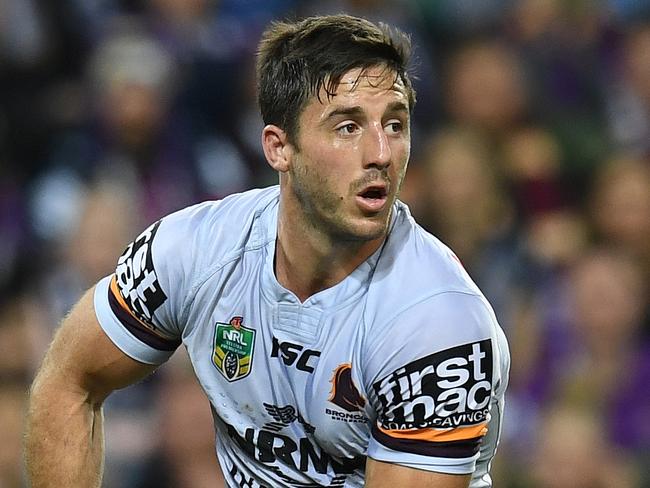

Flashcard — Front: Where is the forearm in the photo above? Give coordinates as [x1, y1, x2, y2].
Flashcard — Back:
[25, 374, 105, 488]
[365, 459, 470, 488]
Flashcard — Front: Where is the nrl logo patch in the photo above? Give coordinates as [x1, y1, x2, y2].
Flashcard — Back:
[212, 316, 256, 382]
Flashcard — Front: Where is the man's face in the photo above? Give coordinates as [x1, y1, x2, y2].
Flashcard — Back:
[286, 65, 411, 242]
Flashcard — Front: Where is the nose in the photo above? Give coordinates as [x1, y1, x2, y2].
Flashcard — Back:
[363, 122, 391, 169]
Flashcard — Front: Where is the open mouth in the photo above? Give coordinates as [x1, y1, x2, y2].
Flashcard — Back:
[359, 186, 387, 200]
[356, 184, 389, 213]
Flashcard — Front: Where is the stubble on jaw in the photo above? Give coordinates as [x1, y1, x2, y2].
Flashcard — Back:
[289, 160, 395, 243]
[288, 157, 347, 233]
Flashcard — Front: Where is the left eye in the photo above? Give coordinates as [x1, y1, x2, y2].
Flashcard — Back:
[385, 121, 402, 133]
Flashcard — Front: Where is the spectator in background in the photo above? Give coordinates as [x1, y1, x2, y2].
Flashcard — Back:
[31, 181, 142, 334]
[529, 404, 639, 488]
[501, 126, 568, 221]
[589, 155, 650, 286]
[559, 248, 650, 456]
[507, 0, 611, 122]
[443, 40, 529, 138]
[608, 21, 650, 155]
[407, 0, 508, 47]
[498, 246, 650, 487]
[29, 24, 198, 245]
[507, 0, 612, 179]
[411, 127, 513, 271]
[145, 0, 273, 194]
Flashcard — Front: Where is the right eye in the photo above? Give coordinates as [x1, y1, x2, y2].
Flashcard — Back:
[336, 122, 360, 135]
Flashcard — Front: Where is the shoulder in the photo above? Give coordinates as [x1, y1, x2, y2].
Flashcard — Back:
[366, 201, 484, 326]
[159, 185, 279, 239]
[114, 186, 279, 320]
[362, 200, 508, 373]
[151, 186, 280, 265]
[194, 185, 280, 230]
[98, 187, 280, 363]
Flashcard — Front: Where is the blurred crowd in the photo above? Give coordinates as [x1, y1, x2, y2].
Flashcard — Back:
[2, 0, 650, 487]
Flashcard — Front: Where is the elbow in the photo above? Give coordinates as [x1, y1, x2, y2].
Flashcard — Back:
[29, 366, 107, 414]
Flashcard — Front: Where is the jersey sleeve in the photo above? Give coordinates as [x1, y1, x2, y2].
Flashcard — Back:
[363, 291, 509, 477]
[93, 207, 200, 365]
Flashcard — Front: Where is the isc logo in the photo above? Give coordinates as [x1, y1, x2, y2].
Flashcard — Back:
[271, 336, 321, 373]
[373, 340, 493, 429]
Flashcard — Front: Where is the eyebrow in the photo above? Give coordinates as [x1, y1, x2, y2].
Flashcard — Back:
[385, 101, 410, 115]
[321, 106, 365, 123]
[320, 101, 409, 125]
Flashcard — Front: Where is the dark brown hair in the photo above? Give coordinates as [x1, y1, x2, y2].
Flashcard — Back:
[256, 14, 415, 144]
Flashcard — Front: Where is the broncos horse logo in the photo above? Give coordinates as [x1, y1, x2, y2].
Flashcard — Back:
[328, 364, 366, 412]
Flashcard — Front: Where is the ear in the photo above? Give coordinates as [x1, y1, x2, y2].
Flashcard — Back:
[262, 124, 294, 173]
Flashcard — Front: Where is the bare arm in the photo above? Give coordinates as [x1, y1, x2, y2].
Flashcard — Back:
[365, 458, 471, 488]
[25, 287, 158, 487]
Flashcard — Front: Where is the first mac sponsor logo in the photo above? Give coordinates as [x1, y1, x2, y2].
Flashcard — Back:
[114, 220, 167, 329]
[373, 340, 493, 429]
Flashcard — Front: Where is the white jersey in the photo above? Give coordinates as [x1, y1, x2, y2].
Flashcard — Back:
[94, 186, 510, 488]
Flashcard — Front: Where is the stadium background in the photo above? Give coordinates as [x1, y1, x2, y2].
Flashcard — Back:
[1, 0, 649, 486]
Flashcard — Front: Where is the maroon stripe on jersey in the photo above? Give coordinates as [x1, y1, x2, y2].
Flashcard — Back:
[107, 286, 180, 351]
[371, 424, 483, 458]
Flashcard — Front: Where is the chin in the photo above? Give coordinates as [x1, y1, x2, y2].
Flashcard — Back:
[339, 217, 390, 243]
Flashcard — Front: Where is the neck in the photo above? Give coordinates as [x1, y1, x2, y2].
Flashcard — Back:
[274, 202, 386, 303]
